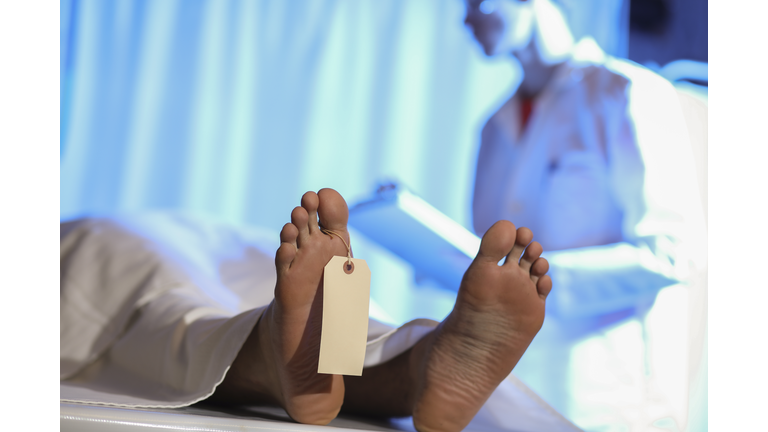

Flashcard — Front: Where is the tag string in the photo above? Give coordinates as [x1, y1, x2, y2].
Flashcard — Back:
[320, 228, 352, 265]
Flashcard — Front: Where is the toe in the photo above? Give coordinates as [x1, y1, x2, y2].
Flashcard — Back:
[291, 206, 310, 245]
[519, 241, 543, 273]
[280, 223, 299, 249]
[529, 256, 549, 285]
[536, 274, 553, 299]
[275, 242, 297, 274]
[530, 256, 549, 279]
[506, 227, 533, 265]
[317, 188, 351, 255]
[317, 188, 349, 232]
[301, 191, 320, 233]
[477, 220, 517, 263]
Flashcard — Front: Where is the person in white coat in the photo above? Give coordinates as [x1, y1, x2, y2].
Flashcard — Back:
[466, 0, 706, 317]
[464, 0, 707, 429]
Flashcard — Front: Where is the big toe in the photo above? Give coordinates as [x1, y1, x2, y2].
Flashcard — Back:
[477, 220, 517, 263]
[317, 188, 349, 232]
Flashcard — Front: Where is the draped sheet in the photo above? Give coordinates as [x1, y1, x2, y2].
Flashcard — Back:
[60, 213, 581, 431]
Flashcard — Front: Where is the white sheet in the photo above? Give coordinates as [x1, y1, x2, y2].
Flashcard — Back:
[61, 373, 581, 432]
[60, 213, 581, 431]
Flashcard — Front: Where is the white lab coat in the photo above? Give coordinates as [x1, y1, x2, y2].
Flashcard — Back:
[472, 39, 707, 430]
[473, 38, 706, 318]
[60, 213, 580, 431]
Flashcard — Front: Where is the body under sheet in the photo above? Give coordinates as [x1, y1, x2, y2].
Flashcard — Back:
[60, 212, 580, 431]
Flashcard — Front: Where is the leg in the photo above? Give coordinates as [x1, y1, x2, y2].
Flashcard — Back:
[210, 188, 351, 425]
[343, 221, 552, 431]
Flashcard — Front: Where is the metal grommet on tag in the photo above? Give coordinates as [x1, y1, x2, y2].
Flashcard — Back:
[343, 260, 355, 274]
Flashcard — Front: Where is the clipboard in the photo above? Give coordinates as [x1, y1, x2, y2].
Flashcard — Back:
[348, 183, 480, 292]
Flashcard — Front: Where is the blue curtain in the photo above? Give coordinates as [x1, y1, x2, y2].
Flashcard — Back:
[59, 0, 524, 325]
[60, 0, 515, 227]
[59, 0, 627, 323]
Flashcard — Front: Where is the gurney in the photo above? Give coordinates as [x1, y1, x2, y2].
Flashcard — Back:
[61, 377, 582, 431]
[61, 401, 417, 432]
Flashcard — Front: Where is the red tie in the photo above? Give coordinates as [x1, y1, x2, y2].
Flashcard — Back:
[520, 97, 534, 131]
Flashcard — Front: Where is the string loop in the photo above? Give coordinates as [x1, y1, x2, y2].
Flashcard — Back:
[320, 228, 352, 265]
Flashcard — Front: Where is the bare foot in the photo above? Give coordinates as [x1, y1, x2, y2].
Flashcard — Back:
[212, 188, 351, 425]
[410, 220, 552, 432]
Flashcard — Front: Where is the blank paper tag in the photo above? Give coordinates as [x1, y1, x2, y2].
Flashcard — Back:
[318, 256, 371, 376]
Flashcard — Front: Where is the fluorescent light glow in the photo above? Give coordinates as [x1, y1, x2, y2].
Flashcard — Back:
[397, 189, 481, 258]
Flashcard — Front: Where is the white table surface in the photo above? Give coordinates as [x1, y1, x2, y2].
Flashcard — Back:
[61, 402, 418, 432]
